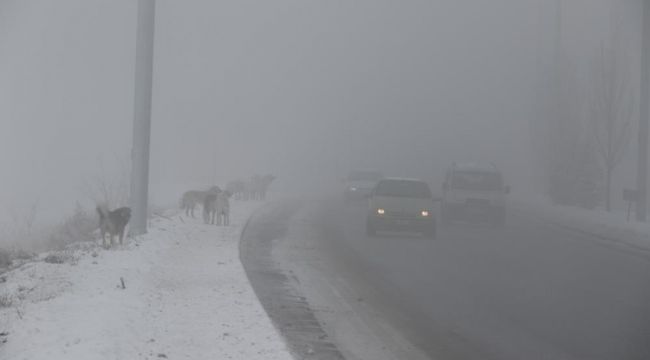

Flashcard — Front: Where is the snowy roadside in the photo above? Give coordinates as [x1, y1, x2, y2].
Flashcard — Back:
[511, 196, 650, 252]
[0, 201, 293, 360]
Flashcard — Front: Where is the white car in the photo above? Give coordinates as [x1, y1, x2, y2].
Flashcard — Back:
[441, 163, 509, 226]
[343, 169, 383, 201]
[366, 178, 437, 238]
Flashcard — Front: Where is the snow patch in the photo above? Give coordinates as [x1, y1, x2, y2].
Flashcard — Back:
[512, 195, 650, 251]
[0, 201, 292, 360]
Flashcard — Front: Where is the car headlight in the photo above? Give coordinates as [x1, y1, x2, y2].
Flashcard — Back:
[377, 208, 385, 215]
[421, 210, 430, 217]
[350, 187, 357, 191]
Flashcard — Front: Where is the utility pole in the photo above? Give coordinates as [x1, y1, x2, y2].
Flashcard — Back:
[130, 0, 156, 235]
[638, 0, 650, 222]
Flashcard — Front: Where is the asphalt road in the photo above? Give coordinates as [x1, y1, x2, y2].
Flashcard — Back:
[283, 198, 650, 360]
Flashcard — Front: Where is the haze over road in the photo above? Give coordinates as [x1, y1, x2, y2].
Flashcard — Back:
[254, 197, 650, 360]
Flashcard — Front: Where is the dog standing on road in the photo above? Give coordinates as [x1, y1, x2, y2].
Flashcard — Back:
[97, 205, 131, 248]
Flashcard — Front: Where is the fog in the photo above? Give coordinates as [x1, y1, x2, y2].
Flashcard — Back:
[0, 0, 643, 225]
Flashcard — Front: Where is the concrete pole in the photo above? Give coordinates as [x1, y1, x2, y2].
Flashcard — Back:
[130, 0, 156, 235]
[637, 0, 649, 221]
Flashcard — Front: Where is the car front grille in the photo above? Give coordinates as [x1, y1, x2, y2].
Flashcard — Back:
[386, 211, 418, 219]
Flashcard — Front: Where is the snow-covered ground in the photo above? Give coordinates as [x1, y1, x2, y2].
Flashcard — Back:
[0, 201, 293, 360]
[512, 195, 650, 251]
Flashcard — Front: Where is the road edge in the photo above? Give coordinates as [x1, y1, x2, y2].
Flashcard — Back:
[239, 200, 346, 360]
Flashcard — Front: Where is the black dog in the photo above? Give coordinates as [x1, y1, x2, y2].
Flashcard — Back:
[96, 206, 131, 248]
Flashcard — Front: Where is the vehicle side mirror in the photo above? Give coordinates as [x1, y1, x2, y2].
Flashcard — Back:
[504, 185, 511, 194]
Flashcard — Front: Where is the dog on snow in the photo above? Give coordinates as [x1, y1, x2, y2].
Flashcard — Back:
[96, 205, 131, 248]
[180, 186, 221, 217]
[203, 190, 232, 226]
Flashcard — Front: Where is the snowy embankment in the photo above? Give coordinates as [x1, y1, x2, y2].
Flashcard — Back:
[512, 196, 650, 251]
[0, 201, 293, 360]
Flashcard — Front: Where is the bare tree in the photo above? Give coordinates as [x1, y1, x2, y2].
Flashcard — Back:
[538, 2, 601, 208]
[82, 155, 130, 208]
[3, 200, 41, 251]
[546, 53, 587, 204]
[589, 38, 635, 212]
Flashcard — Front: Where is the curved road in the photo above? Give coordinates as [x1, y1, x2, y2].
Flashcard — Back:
[251, 198, 650, 360]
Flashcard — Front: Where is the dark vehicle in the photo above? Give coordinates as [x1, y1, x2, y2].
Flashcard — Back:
[366, 178, 437, 238]
[343, 169, 383, 201]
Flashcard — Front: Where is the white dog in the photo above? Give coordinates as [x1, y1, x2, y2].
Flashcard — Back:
[215, 191, 232, 226]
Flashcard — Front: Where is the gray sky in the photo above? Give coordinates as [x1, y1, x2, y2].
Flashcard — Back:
[0, 0, 642, 225]
[151, 0, 542, 190]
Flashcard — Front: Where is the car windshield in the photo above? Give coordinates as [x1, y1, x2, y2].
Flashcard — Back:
[348, 171, 382, 182]
[452, 171, 503, 191]
[374, 180, 432, 198]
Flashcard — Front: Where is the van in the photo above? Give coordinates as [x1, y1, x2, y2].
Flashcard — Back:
[441, 163, 509, 226]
